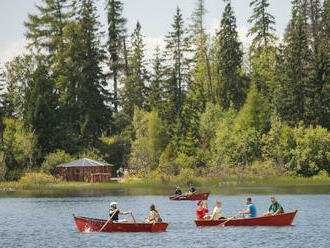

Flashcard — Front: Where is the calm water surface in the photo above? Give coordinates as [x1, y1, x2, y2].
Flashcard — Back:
[1, 187, 330, 248]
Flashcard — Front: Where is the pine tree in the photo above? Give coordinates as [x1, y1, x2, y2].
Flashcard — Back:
[278, 0, 312, 125]
[24, 0, 71, 58]
[314, 0, 330, 128]
[121, 21, 148, 119]
[214, 2, 246, 111]
[189, 0, 213, 111]
[307, 0, 323, 56]
[106, 0, 127, 113]
[248, 0, 276, 50]
[24, 61, 58, 155]
[248, 0, 277, 98]
[162, 7, 191, 122]
[54, 0, 110, 148]
[148, 47, 164, 112]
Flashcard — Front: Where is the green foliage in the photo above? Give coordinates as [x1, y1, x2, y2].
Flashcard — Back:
[1, 0, 330, 182]
[0, 152, 7, 181]
[213, 2, 246, 110]
[290, 124, 330, 176]
[41, 150, 73, 176]
[129, 109, 168, 176]
[2, 118, 38, 179]
[121, 22, 148, 118]
[18, 172, 55, 188]
[248, 0, 276, 49]
[98, 134, 130, 168]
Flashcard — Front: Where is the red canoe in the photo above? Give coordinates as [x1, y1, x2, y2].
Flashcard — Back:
[195, 210, 298, 226]
[169, 192, 210, 201]
[74, 216, 169, 232]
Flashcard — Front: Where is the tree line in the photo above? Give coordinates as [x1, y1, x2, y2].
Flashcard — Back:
[0, 0, 329, 181]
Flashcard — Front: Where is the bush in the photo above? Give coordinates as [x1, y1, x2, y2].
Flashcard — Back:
[41, 150, 73, 176]
[18, 172, 55, 187]
[290, 125, 330, 176]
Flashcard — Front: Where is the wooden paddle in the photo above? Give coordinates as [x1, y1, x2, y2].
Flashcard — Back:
[99, 210, 118, 232]
[218, 212, 241, 227]
[130, 212, 136, 223]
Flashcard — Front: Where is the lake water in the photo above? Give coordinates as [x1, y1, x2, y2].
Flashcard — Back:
[1, 187, 330, 248]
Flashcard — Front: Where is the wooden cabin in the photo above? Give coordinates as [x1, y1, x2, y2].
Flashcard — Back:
[57, 158, 114, 182]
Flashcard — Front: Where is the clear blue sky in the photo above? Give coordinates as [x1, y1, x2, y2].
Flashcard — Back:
[0, 0, 292, 65]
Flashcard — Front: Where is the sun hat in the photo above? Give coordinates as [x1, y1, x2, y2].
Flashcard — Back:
[110, 202, 118, 207]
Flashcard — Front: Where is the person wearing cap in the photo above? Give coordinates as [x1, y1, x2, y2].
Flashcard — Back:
[109, 202, 132, 222]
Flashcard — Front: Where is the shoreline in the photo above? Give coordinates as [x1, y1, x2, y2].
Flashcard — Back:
[1, 176, 330, 191]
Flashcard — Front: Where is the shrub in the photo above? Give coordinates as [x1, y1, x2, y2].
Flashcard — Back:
[290, 125, 330, 176]
[41, 150, 73, 176]
[18, 172, 55, 187]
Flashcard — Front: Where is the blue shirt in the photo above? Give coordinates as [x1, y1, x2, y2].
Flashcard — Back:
[247, 203, 257, 218]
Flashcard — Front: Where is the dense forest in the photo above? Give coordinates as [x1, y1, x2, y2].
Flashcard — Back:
[0, 0, 329, 181]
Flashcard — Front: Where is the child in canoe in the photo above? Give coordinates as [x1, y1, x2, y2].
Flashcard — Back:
[145, 204, 162, 223]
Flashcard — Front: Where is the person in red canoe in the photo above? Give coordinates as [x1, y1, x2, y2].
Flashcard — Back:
[145, 204, 162, 223]
[109, 202, 132, 222]
[264, 196, 284, 216]
[188, 184, 196, 195]
[196, 200, 209, 219]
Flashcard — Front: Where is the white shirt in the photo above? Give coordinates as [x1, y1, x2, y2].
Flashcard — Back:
[211, 206, 222, 220]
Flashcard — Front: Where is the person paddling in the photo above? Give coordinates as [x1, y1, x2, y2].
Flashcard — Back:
[109, 202, 132, 222]
[238, 197, 257, 218]
[264, 196, 284, 216]
[196, 200, 209, 219]
[188, 184, 196, 195]
[145, 204, 162, 223]
[174, 186, 182, 196]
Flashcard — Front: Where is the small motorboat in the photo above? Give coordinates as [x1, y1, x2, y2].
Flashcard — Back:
[194, 210, 298, 226]
[169, 192, 210, 201]
[74, 215, 169, 232]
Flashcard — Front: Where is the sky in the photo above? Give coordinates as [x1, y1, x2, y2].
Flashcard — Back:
[0, 0, 292, 66]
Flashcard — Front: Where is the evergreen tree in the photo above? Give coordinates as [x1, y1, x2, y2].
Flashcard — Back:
[24, 61, 58, 155]
[106, 0, 127, 113]
[214, 2, 246, 111]
[278, 0, 312, 125]
[307, 0, 323, 56]
[121, 21, 148, 119]
[148, 47, 164, 112]
[248, 0, 277, 98]
[24, 0, 71, 58]
[189, 0, 213, 111]
[55, 0, 110, 149]
[314, 0, 330, 128]
[162, 7, 191, 122]
[248, 0, 276, 50]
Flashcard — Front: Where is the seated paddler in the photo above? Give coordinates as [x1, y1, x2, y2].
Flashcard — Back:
[109, 202, 132, 222]
[264, 196, 284, 216]
[174, 185, 182, 196]
[238, 197, 257, 218]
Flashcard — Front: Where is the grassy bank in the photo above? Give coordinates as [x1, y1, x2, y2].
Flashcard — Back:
[1, 175, 330, 191]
